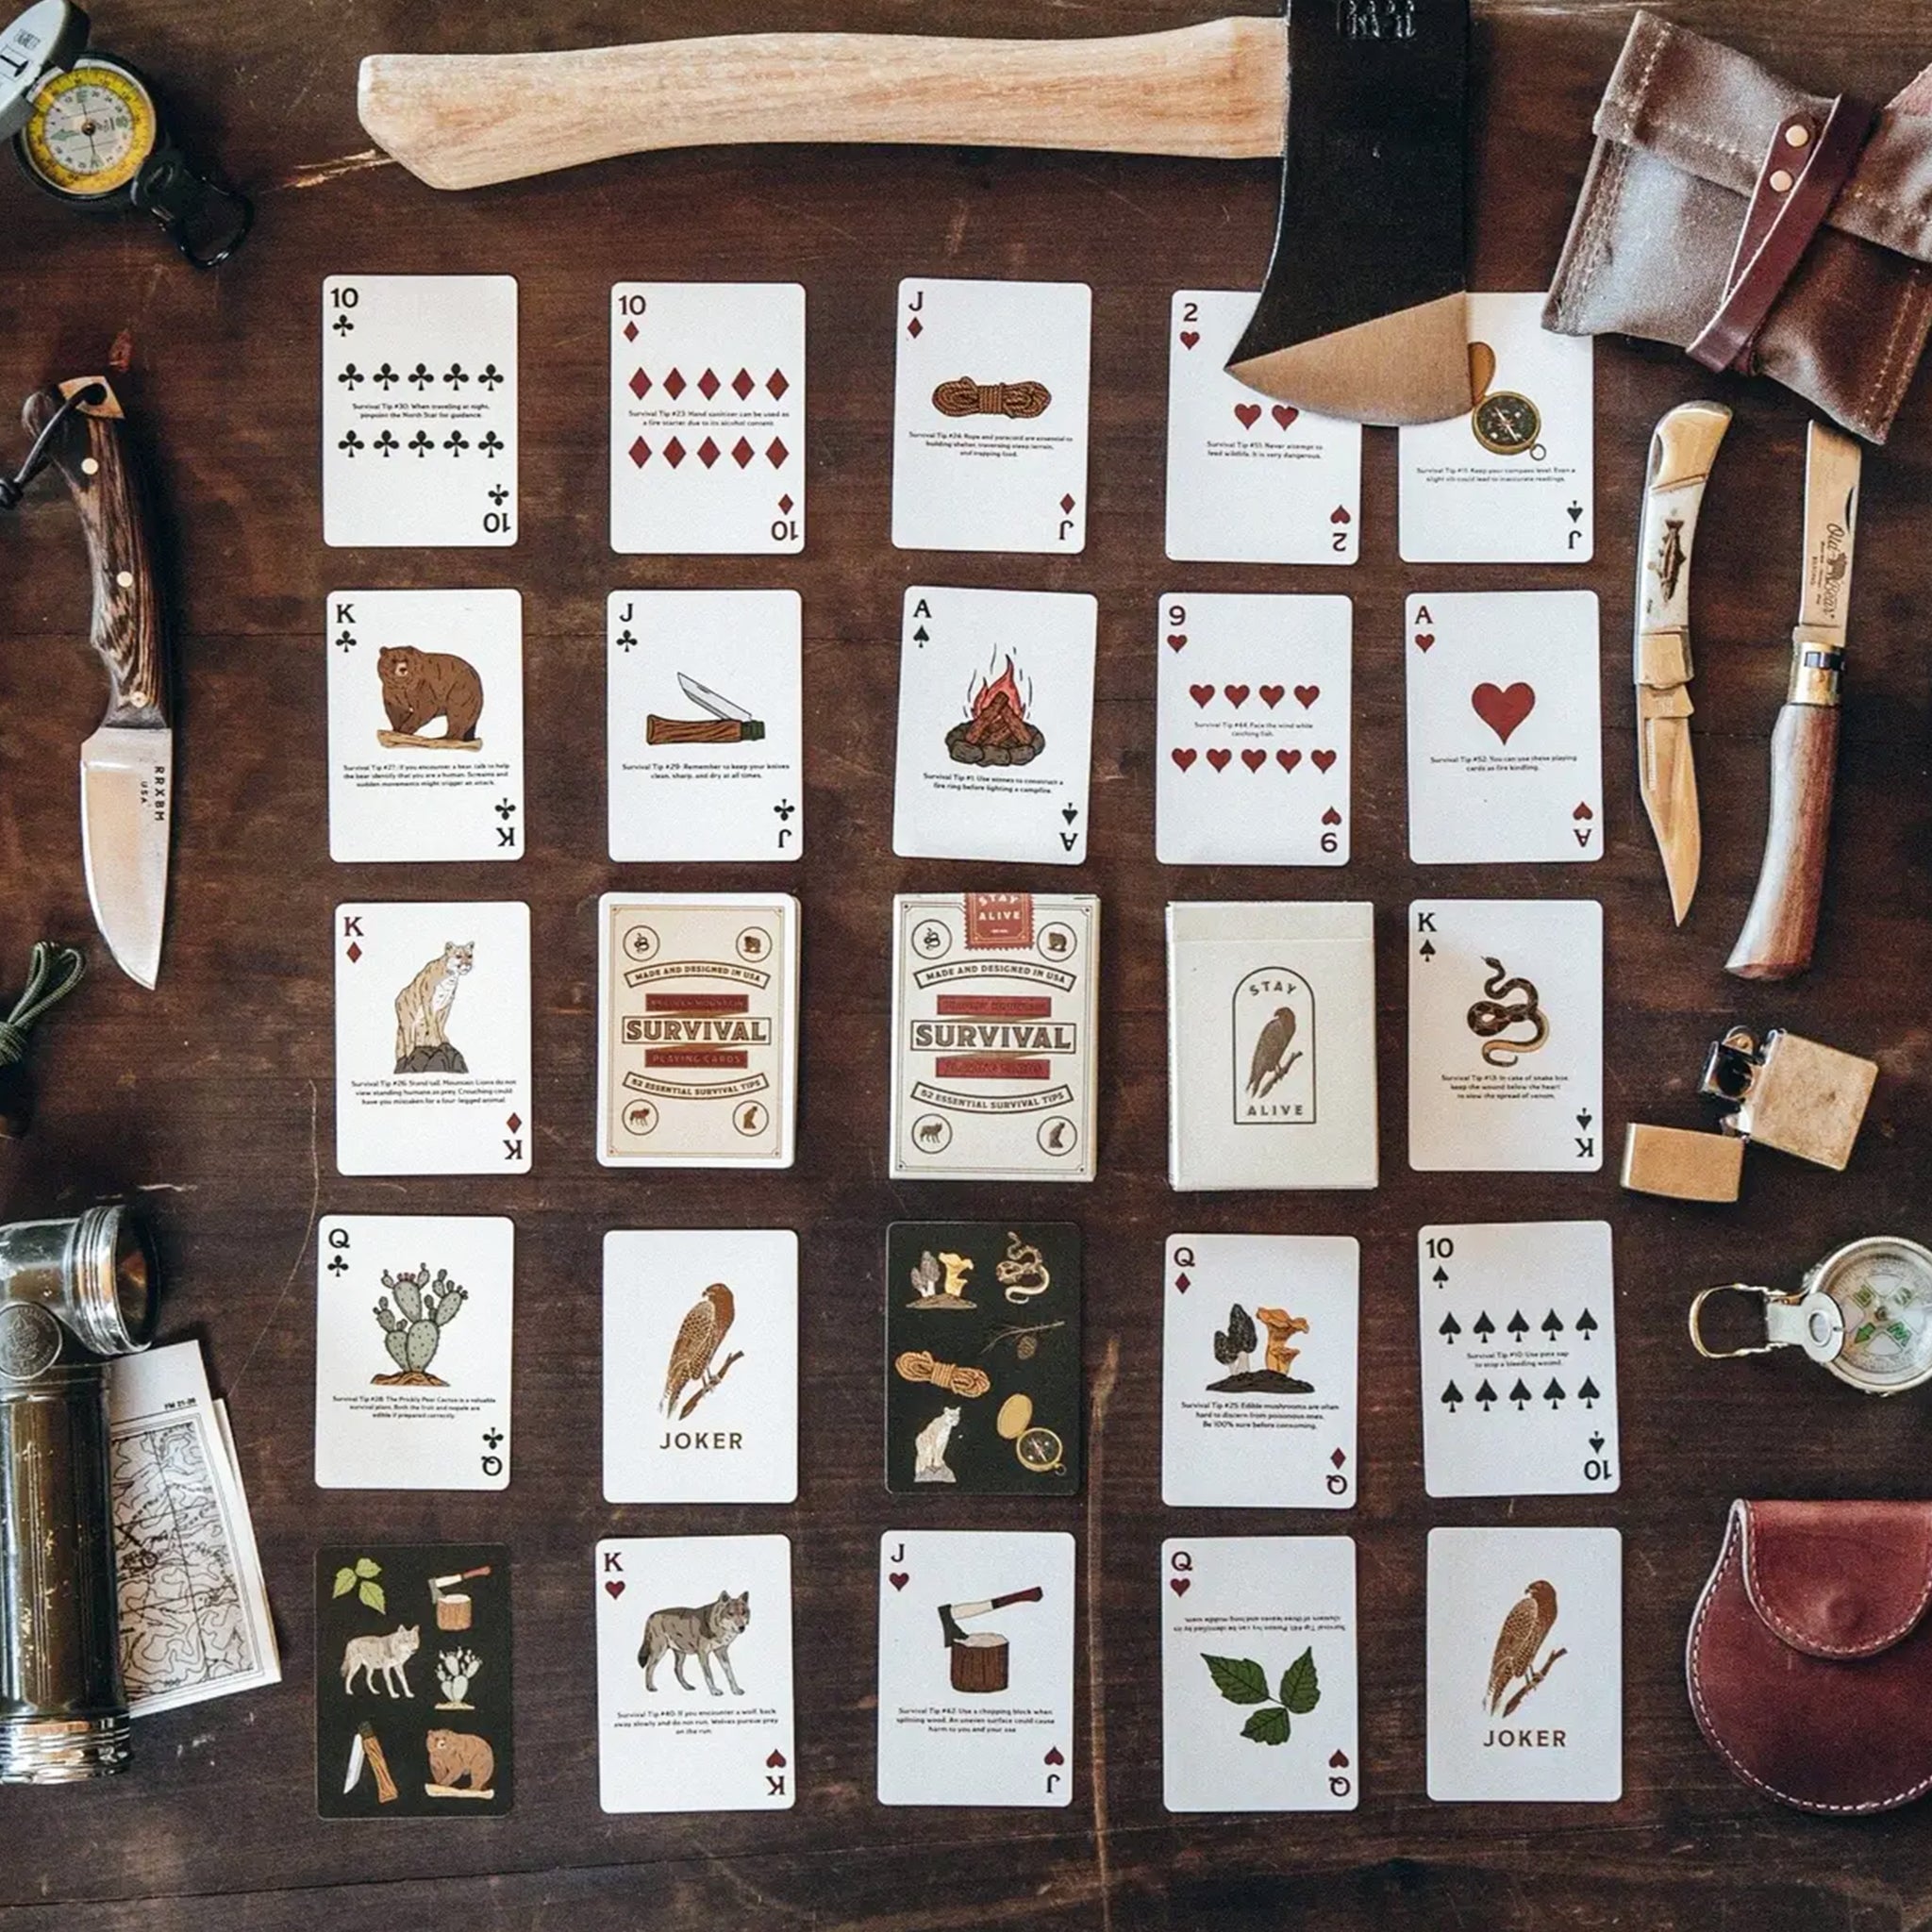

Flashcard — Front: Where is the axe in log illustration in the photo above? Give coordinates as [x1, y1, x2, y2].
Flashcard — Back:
[938, 1586, 1042, 1647]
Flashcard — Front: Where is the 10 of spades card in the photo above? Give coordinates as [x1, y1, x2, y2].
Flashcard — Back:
[1426, 1526, 1622, 1803]
[595, 1535, 795, 1813]
[1418, 1222, 1619, 1499]
[1164, 291, 1362, 564]
[317, 1543, 511, 1817]
[322, 275, 518, 548]
[314, 1215, 514, 1491]
[876, 1530, 1075, 1807]
[1405, 591, 1603, 865]
[608, 282, 805, 555]
[1397, 291, 1593, 564]
[606, 590, 804, 863]
[890, 891, 1099, 1182]
[325, 590, 525, 863]
[333, 902, 533, 1176]
[597, 893, 800, 1169]
[892, 587, 1096, 865]
[1161, 1537, 1359, 1812]
[1161, 1235, 1358, 1509]
[884, 1223, 1081, 1498]
[603, 1229, 798, 1505]
[1407, 900, 1603, 1173]
[891, 277, 1091, 554]
[1166, 902, 1377, 1191]
[1157, 593, 1353, 866]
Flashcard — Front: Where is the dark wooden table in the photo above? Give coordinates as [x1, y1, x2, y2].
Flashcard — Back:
[3, 1, 1931, 1924]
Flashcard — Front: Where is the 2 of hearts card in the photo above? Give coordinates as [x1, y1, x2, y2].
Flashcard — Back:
[1165, 291, 1361, 564]
[609, 282, 805, 554]
[885, 1223, 1081, 1498]
[891, 278, 1091, 554]
[1161, 1538, 1359, 1812]
[603, 1229, 798, 1505]
[876, 1530, 1075, 1807]
[595, 1535, 795, 1813]
[606, 590, 803, 863]
[315, 1215, 513, 1491]
[334, 902, 532, 1176]
[596, 892, 800, 1169]
[322, 275, 517, 549]
[1407, 900, 1603, 1173]
[325, 590, 525, 864]
[1419, 1222, 1619, 1499]
[1157, 593, 1352, 866]
[892, 587, 1096, 864]
[1397, 291, 1593, 564]
[890, 891, 1099, 1182]
[1405, 592, 1602, 865]
[1161, 1235, 1358, 1509]
[1426, 1526, 1622, 1803]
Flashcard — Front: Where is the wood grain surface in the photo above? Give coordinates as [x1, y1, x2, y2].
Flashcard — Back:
[2, 1, 1931, 1925]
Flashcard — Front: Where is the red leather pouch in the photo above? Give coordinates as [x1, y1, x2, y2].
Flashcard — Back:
[1688, 1499, 1932, 1813]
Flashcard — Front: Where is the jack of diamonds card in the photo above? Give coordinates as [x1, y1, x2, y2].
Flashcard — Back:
[890, 891, 1098, 1182]
[609, 282, 804, 555]
[322, 275, 517, 548]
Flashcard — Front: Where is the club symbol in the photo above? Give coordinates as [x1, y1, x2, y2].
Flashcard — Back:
[408, 430, 434, 456]
[488, 485, 508, 506]
[477, 363, 505, 389]
[337, 430, 365, 457]
[334, 630, 358, 652]
[482, 1428, 504, 1449]
[326, 1254, 349, 1274]
[331, 314, 354, 335]
[373, 430, 399, 457]
[615, 629, 638, 653]
[478, 431, 505, 458]
[373, 362, 399, 389]
[336, 362, 365, 388]
[444, 362, 470, 388]
[494, 797, 516, 821]
[444, 430, 471, 457]
[407, 362, 434, 390]
[774, 800, 795, 821]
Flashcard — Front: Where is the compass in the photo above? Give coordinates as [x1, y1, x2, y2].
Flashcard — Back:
[1471, 390, 1542, 458]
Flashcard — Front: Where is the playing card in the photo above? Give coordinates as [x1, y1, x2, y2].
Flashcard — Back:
[595, 1535, 794, 1813]
[609, 282, 804, 555]
[333, 902, 532, 1176]
[1426, 1526, 1622, 1802]
[314, 1216, 513, 1491]
[885, 1223, 1081, 1497]
[1157, 592, 1352, 866]
[1398, 291, 1592, 564]
[876, 1530, 1075, 1807]
[1405, 591, 1602, 865]
[317, 1543, 510, 1817]
[1166, 902, 1378, 1191]
[1165, 291, 1361, 564]
[325, 590, 525, 863]
[890, 891, 1099, 1182]
[891, 277, 1091, 554]
[1407, 900, 1603, 1173]
[1161, 1235, 1358, 1508]
[603, 1229, 798, 1505]
[606, 590, 804, 862]
[323, 275, 517, 548]
[892, 587, 1096, 864]
[1418, 1222, 1619, 1499]
[1161, 1537, 1358, 1812]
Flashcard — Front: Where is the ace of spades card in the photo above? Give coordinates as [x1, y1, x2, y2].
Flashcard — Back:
[322, 275, 518, 549]
[884, 1223, 1081, 1498]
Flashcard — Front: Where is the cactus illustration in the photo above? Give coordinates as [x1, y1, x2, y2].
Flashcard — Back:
[436, 1648, 481, 1710]
[371, 1262, 467, 1386]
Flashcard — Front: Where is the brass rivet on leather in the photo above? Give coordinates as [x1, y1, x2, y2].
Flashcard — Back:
[1785, 123, 1811, 148]
[1770, 168, 1795, 192]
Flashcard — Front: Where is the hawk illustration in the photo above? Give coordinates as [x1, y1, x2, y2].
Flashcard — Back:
[661, 1282, 736, 1417]
[1246, 1006, 1301, 1099]
[1486, 1578, 1559, 1714]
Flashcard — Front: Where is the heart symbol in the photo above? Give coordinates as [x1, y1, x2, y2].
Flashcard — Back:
[1294, 685, 1319, 708]
[1275, 748, 1301, 772]
[1414, 633, 1434, 652]
[1573, 800, 1594, 820]
[1329, 1749, 1350, 1769]
[1179, 330, 1200, 350]
[1471, 680, 1537, 743]
[1311, 748, 1337, 772]
[1322, 807, 1341, 825]
[1330, 506, 1352, 525]
[1166, 633, 1187, 652]
[1170, 1577, 1191, 1597]
[766, 1750, 787, 1768]
[1272, 404, 1298, 429]
[1043, 1746, 1064, 1766]
[1258, 684, 1284, 708]
[1234, 402, 1262, 428]
[889, 1572, 908, 1591]
[1189, 682, 1214, 708]
[1207, 748, 1232, 772]
[1224, 684, 1250, 708]
[1171, 746, 1197, 772]
[1241, 748, 1266, 772]
[604, 1580, 625, 1599]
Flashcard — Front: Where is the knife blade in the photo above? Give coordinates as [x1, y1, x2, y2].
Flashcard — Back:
[342, 1726, 367, 1795]
[676, 672, 753, 723]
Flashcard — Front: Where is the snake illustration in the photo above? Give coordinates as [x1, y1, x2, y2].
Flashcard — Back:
[1465, 957, 1549, 1067]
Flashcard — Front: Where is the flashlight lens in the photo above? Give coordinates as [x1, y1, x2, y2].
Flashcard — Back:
[111, 1217, 157, 1348]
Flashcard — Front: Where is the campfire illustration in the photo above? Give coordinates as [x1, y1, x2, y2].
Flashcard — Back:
[946, 655, 1044, 768]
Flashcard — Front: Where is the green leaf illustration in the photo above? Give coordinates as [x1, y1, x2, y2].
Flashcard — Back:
[1241, 1706, 1291, 1746]
[355, 1557, 382, 1579]
[332, 1567, 358, 1598]
[358, 1580, 387, 1614]
[1279, 1646, 1321, 1716]
[1201, 1653, 1271, 1706]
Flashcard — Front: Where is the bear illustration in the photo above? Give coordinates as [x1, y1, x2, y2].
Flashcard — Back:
[377, 645, 485, 744]
[425, 1726, 495, 1794]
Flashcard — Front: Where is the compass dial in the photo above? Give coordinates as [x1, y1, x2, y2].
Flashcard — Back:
[20, 58, 156, 197]
[1821, 1240, 1932, 1393]
[1471, 391, 1541, 458]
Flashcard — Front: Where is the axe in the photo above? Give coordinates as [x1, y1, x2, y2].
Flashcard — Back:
[358, 2, 1473, 425]
[938, 1586, 1043, 1646]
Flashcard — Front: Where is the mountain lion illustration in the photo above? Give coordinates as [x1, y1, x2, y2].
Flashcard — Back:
[394, 941, 472, 1074]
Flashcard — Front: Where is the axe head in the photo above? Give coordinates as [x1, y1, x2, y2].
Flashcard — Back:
[938, 1602, 969, 1646]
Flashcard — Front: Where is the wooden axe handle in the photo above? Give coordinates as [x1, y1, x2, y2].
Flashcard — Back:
[358, 19, 1286, 190]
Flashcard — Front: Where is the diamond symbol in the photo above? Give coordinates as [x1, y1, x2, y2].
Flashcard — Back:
[1330, 1448, 1347, 1469]
[777, 494, 793, 513]
[1060, 493, 1075, 513]
[629, 437, 651, 467]
[907, 317, 923, 337]
[622, 321, 638, 341]
[766, 437, 789, 467]
[698, 437, 721, 468]
[628, 368, 651, 399]
[732, 368, 754, 399]
[698, 368, 720, 399]
[732, 437, 754, 467]
[664, 438, 686, 467]
[767, 369, 789, 399]
[345, 942, 362, 963]
[663, 367, 686, 398]
[506, 1113, 522, 1133]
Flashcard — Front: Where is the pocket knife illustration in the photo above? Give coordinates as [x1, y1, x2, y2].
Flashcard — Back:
[645, 671, 765, 744]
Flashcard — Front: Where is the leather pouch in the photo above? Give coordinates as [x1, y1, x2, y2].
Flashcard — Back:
[1688, 1499, 1932, 1813]
[1543, 13, 1932, 442]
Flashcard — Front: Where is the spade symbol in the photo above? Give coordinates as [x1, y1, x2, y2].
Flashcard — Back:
[1431, 1266, 1448, 1287]
[1419, 940, 1437, 960]
[1473, 1311, 1495, 1340]
[1579, 1376, 1601, 1407]
[1507, 1310, 1529, 1339]
[1441, 1380, 1464, 1410]
[1541, 1309, 1565, 1336]
[1575, 1308, 1599, 1337]
[1439, 1312, 1462, 1342]
[1509, 1378, 1532, 1409]
[1474, 1379, 1498, 1411]
[1543, 1378, 1566, 1407]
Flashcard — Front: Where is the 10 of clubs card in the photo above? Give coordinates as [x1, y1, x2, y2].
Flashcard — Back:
[314, 1215, 514, 1491]
[891, 277, 1091, 554]
[876, 1530, 1075, 1807]
[1418, 1222, 1620, 1499]
[334, 902, 533, 1176]
[892, 587, 1096, 864]
[608, 282, 805, 555]
[322, 275, 517, 548]
[595, 1535, 795, 1813]
[1407, 900, 1603, 1173]
[325, 590, 525, 863]
[1161, 1538, 1359, 1812]
[606, 590, 804, 863]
